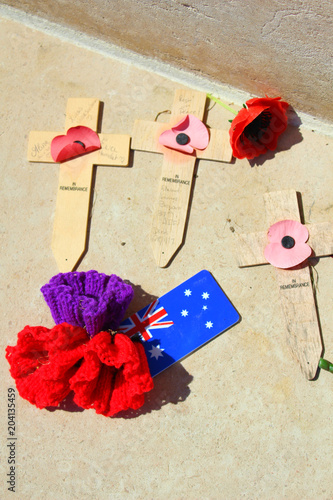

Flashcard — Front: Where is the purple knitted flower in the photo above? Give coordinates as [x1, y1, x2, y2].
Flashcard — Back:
[41, 271, 134, 338]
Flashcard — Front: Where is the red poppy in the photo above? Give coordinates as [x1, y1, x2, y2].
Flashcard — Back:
[229, 96, 289, 159]
[264, 219, 312, 269]
[51, 126, 101, 162]
[159, 114, 209, 154]
[6, 324, 153, 416]
[70, 331, 154, 416]
[5, 323, 88, 408]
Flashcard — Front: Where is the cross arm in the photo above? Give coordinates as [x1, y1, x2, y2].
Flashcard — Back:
[235, 230, 268, 267]
[196, 128, 232, 162]
[28, 131, 59, 162]
[307, 222, 333, 257]
[28, 98, 102, 163]
[96, 133, 130, 166]
[236, 221, 333, 268]
[264, 190, 333, 259]
[132, 119, 232, 162]
[131, 120, 165, 155]
[27, 131, 130, 166]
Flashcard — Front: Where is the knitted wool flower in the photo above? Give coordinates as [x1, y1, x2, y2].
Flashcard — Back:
[5, 324, 154, 416]
[70, 331, 154, 416]
[229, 96, 289, 160]
[6, 271, 155, 416]
[159, 114, 209, 154]
[5, 323, 88, 408]
[264, 219, 312, 269]
[41, 271, 134, 338]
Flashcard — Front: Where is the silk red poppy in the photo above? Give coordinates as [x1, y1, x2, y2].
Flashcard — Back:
[229, 96, 289, 159]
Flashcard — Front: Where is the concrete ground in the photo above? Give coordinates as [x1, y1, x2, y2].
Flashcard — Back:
[1, 14, 332, 500]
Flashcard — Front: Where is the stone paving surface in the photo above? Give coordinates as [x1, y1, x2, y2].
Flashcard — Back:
[1, 17, 333, 500]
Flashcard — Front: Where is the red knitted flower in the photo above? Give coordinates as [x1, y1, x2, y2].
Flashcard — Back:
[5, 323, 88, 408]
[6, 325, 153, 416]
[70, 331, 153, 416]
[229, 96, 289, 159]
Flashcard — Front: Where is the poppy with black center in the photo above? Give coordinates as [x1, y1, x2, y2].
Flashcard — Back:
[242, 110, 272, 143]
[229, 96, 289, 160]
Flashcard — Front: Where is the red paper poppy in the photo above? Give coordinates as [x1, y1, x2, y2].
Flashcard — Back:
[51, 126, 101, 162]
[159, 114, 209, 154]
[264, 219, 312, 269]
[229, 96, 289, 159]
[5, 323, 88, 408]
[70, 331, 154, 416]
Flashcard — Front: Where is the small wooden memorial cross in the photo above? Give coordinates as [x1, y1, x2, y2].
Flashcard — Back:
[28, 98, 130, 272]
[131, 89, 232, 267]
[236, 190, 333, 379]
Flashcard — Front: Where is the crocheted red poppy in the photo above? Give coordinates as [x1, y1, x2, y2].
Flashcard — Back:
[6, 325, 153, 416]
[229, 96, 289, 159]
[70, 331, 154, 416]
[5, 323, 88, 408]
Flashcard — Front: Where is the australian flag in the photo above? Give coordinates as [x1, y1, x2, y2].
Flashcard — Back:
[119, 270, 240, 377]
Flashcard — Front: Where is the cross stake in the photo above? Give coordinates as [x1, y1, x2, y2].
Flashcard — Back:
[236, 190, 333, 380]
[28, 98, 130, 272]
[131, 89, 232, 267]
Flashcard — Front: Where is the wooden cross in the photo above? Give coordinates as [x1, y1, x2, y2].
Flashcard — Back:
[131, 89, 232, 267]
[236, 190, 333, 380]
[28, 98, 130, 272]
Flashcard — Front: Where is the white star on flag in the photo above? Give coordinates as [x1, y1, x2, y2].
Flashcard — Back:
[119, 269, 240, 379]
[149, 344, 164, 360]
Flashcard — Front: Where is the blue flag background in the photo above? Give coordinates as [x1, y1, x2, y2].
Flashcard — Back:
[119, 270, 240, 377]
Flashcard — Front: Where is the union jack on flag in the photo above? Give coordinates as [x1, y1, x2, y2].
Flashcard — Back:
[118, 300, 174, 341]
[119, 271, 239, 377]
